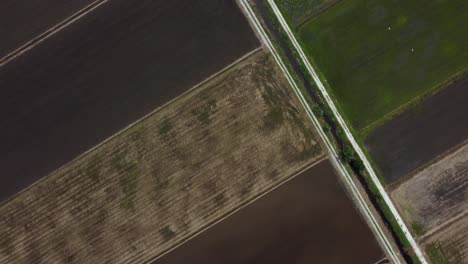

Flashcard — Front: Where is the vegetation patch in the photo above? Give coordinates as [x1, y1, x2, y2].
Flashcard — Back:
[158, 119, 172, 136]
[191, 99, 217, 125]
[296, 0, 468, 132]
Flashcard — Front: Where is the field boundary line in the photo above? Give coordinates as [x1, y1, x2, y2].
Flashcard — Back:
[420, 210, 468, 243]
[361, 66, 468, 137]
[0, 47, 262, 207]
[389, 138, 468, 191]
[0, 0, 110, 67]
[264, 0, 428, 262]
[144, 156, 328, 264]
[238, 1, 401, 263]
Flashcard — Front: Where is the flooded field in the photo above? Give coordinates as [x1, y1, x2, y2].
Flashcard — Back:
[366, 75, 468, 184]
[0, 0, 96, 58]
[0, 0, 259, 201]
[153, 160, 383, 264]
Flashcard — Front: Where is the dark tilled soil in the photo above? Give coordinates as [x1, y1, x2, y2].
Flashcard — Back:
[0, 0, 259, 201]
[153, 160, 383, 264]
[0, 0, 96, 58]
[365, 76, 468, 184]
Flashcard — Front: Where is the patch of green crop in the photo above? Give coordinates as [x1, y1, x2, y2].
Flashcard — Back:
[159, 226, 176, 241]
[85, 155, 102, 183]
[410, 221, 426, 236]
[297, 0, 468, 132]
[112, 151, 139, 212]
[158, 119, 172, 136]
[191, 99, 217, 125]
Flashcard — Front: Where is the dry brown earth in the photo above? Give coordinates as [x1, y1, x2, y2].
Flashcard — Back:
[392, 143, 468, 263]
[0, 50, 324, 264]
[423, 216, 467, 264]
[153, 159, 383, 264]
[392, 143, 468, 233]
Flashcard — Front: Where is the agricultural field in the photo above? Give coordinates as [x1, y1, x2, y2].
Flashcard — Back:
[276, 0, 341, 28]
[154, 160, 384, 264]
[0, 0, 96, 59]
[424, 216, 467, 264]
[0, 50, 325, 264]
[392, 143, 468, 263]
[297, 0, 468, 132]
[0, 0, 259, 201]
[365, 76, 468, 183]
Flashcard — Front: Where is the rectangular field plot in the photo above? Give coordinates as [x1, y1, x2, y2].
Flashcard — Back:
[0, 51, 325, 264]
[0, 0, 259, 201]
[423, 216, 467, 264]
[392, 142, 468, 234]
[365, 76, 468, 183]
[0, 0, 96, 59]
[276, 0, 341, 28]
[153, 160, 383, 264]
[297, 0, 468, 131]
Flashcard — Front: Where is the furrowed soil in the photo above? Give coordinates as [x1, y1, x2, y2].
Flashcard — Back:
[423, 216, 467, 264]
[365, 75, 468, 184]
[0, 0, 96, 58]
[392, 142, 468, 236]
[0, 0, 259, 201]
[153, 159, 383, 264]
[0, 51, 324, 264]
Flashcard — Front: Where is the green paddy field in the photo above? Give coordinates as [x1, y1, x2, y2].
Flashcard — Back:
[294, 0, 468, 132]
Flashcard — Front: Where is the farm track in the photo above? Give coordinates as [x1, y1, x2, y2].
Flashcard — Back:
[0, 50, 324, 264]
[0, 0, 99, 61]
[0, 0, 259, 201]
[238, 1, 402, 263]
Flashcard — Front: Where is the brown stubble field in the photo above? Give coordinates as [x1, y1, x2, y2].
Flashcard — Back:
[0, 0, 259, 201]
[392, 143, 468, 263]
[0, 50, 324, 264]
[153, 160, 383, 264]
[423, 216, 467, 264]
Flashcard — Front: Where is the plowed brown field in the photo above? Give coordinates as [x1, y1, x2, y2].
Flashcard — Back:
[0, 51, 324, 264]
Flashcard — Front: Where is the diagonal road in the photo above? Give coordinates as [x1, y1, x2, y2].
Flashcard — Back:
[237, 0, 402, 263]
[263, 0, 428, 263]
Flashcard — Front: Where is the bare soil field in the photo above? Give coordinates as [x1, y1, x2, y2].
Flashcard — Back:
[153, 159, 383, 264]
[392, 143, 468, 233]
[0, 51, 324, 264]
[0, 0, 259, 201]
[423, 216, 467, 264]
[365, 75, 468, 184]
[0, 0, 96, 58]
[392, 143, 468, 263]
